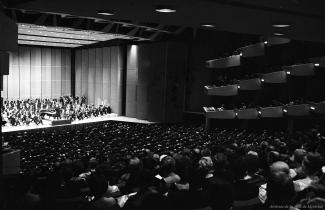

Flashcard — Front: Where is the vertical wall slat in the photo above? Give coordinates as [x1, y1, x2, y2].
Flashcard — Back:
[75, 49, 82, 97]
[30, 47, 42, 98]
[95, 48, 103, 106]
[102, 47, 111, 106]
[88, 48, 96, 105]
[41, 48, 52, 98]
[19, 46, 31, 99]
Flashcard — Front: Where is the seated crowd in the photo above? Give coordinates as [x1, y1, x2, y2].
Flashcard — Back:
[3, 121, 325, 210]
[1, 96, 111, 126]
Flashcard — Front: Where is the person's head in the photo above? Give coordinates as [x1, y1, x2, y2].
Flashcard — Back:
[291, 149, 307, 165]
[87, 173, 108, 199]
[302, 152, 324, 176]
[198, 156, 214, 175]
[267, 172, 295, 205]
[270, 161, 290, 175]
[160, 156, 176, 176]
[243, 153, 259, 175]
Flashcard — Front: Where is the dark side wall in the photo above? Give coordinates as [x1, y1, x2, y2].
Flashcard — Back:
[126, 42, 187, 122]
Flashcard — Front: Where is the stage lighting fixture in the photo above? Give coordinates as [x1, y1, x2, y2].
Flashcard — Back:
[261, 78, 265, 82]
[286, 71, 291, 75]
[97, 10, 114, 16]
[273, 32, 284, 36]
[155, 6, 176, 13]
[272, 24, 291, 28]
[314, 63, 320, 67]
[264, 41, 268, 45]
[310, 106, 316, 110]
[283, 109, 287, 113]
[201, 24, 215, 28]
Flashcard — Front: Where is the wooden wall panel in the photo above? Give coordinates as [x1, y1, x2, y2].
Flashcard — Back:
[19, 47, 31, 99]
[65, 50, 71, 95]
[75, 50, 82, 97]
[61, 49, 67, 95]
[88, 48, 96, 105]
[4, 46, 71, 99]
[102, 47, 111, 106]
[95, 48, 103, 106]
[110, 47, 118, 113]
[30, 47, 42, 98]
[81, 49, 89, 101]
[41, 48, 52, 98]
[8, 52, 19, 99]
[51, 49, 61, 98]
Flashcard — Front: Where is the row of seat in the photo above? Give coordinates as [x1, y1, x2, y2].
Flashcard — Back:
[204, 102, 325, 119]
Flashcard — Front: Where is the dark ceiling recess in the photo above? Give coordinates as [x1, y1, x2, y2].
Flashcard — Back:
[2, 0, 36, 7]
[201, 0, 325, 19]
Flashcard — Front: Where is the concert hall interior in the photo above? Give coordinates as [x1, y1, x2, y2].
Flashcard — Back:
[2, 1, 325, 210]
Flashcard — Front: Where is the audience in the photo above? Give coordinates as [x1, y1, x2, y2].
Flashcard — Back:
[3, 121, 325, 210]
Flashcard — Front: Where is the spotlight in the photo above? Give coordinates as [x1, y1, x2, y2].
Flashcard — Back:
[273, 32, 284, 36]
[286, 71, 291, 75]
[264, 41, 268, 45]
[261, 78, 265, 82]
[97, 10, 114, 16]
[283, 109, 287, 113]
[258, 111, 262, 115]
[237, 85, 240, 89]
[155, 6, 176, 13]
[314, 63, 320, 67]
[310, 106, 316, 110]
[235, 113, 238, 116]
[201, 24, 215, 28]
[239, 52, 243, 56]
[272, 24, 291, 28]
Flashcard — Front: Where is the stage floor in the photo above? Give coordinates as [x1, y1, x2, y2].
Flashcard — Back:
[2, 114, 155, 133]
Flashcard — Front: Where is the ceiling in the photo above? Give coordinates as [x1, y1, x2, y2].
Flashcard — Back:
[3, 0, 325, 46]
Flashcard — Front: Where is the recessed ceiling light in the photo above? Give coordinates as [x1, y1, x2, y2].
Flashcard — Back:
[155, 6, 176, 13]
[97, 10, 114, 16]
[272, 24, 291, 28]
[201, 24, 215, 28]
[264, 41, 268, 45]
[273, 32, 284, 36]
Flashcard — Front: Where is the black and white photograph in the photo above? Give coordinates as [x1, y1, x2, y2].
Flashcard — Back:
[1, 1, 325, 210]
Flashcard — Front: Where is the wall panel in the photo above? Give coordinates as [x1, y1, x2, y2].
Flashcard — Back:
[81, 49, 89, 101]
[102, 47, 111, 106]
[8, 52, 19, 99]
[30, 47, 42, 98]
[65, 50, 71, 95]
[95, 48, 103, 106]
[3, 46, 71, 99]
[1, 75, 8, 98]
[75, 50, 82, 97]
[41, 48, 52, 98]
[19, 47, 31, 99]
[51, 49, 61, 98]
[88, 49, 96, 105]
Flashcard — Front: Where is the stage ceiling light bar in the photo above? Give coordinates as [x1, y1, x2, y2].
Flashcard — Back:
[17, 23, 139, 47]
[18, 34, 96, 45]
[18, 40, 82, 48]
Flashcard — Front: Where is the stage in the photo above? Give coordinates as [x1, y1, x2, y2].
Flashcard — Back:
[2, 114, 155, 133]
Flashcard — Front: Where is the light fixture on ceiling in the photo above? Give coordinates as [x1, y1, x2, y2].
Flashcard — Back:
[155, 6, 176, 13]
[286, 71, 291, 75]
[272, 23, 291, 28]
[264, 41, 268, 45]
[314, 63, 320, 67]
[261, 78, 265, 82]
[273, 32, 284, 36]
[201, 24, 215, 28]
[97, 10, 115, 16]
